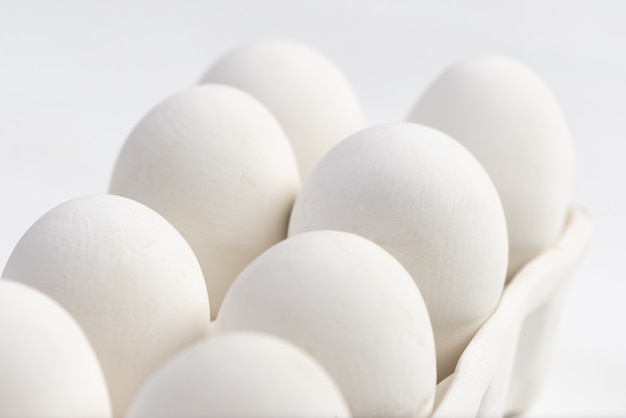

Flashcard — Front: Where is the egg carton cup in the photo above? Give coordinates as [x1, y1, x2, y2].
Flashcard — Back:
[431, 206, 592, 417]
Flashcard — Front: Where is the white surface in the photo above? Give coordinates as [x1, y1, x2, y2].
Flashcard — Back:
[288, 123, 508, 382]
[2, 195, 211, 416]
[215, 230, 437, 417]
[109, 84, 300, 319]
[127, 333, 350, 417]
[0, 1, 624, 416]
[201, 38, 364, 180]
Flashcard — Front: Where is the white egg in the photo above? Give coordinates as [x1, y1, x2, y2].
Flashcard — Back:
[109, 84, 300, 318]
[288, 123, 508, 381]
[126, 332, 350, 417]
[0, 280, 111, 417]
[201, 38, 364, 179]
[214, 230, 437, 417]
[407, 54, 574, 278]
[2, 195, 210, 416]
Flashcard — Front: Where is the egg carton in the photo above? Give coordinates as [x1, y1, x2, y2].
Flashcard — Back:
[431, 206, 592, 417]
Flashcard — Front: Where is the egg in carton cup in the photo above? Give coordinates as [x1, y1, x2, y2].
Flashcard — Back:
[405, 53, 591, 416]
[433, 206, 592, 417]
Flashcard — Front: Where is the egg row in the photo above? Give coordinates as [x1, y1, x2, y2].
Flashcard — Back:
[0, 195, 435, 417]
[0, 39, 573, 417]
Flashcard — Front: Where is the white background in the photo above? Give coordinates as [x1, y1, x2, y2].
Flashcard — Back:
[1, 1, 624, 416]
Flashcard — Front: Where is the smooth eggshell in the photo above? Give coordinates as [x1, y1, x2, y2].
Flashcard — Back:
[0, 280, 111, 417]
[288, 123, 508, 381]
[109, 84, 300, 318]
[2, 194, 210, 416]
[201, 38, 364, 179]
[126, 332, 350, 417]
[214, 230, 437, 417]
[407, 55, 574, 278]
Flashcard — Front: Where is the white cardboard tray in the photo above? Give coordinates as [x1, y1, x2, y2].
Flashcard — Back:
[431, 207, 593, 417]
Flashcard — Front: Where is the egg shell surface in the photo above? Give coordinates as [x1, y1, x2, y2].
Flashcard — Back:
[126, 332, 350, 417]
[201, 38, 364, 179]
[2, 194, 210, 416]
[408, 55, 574, 278]
[288, 123, 509, 381]
[214, 230, 437, 418]
[109, 84, 300, 318]
[0, 280, 111, 417]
